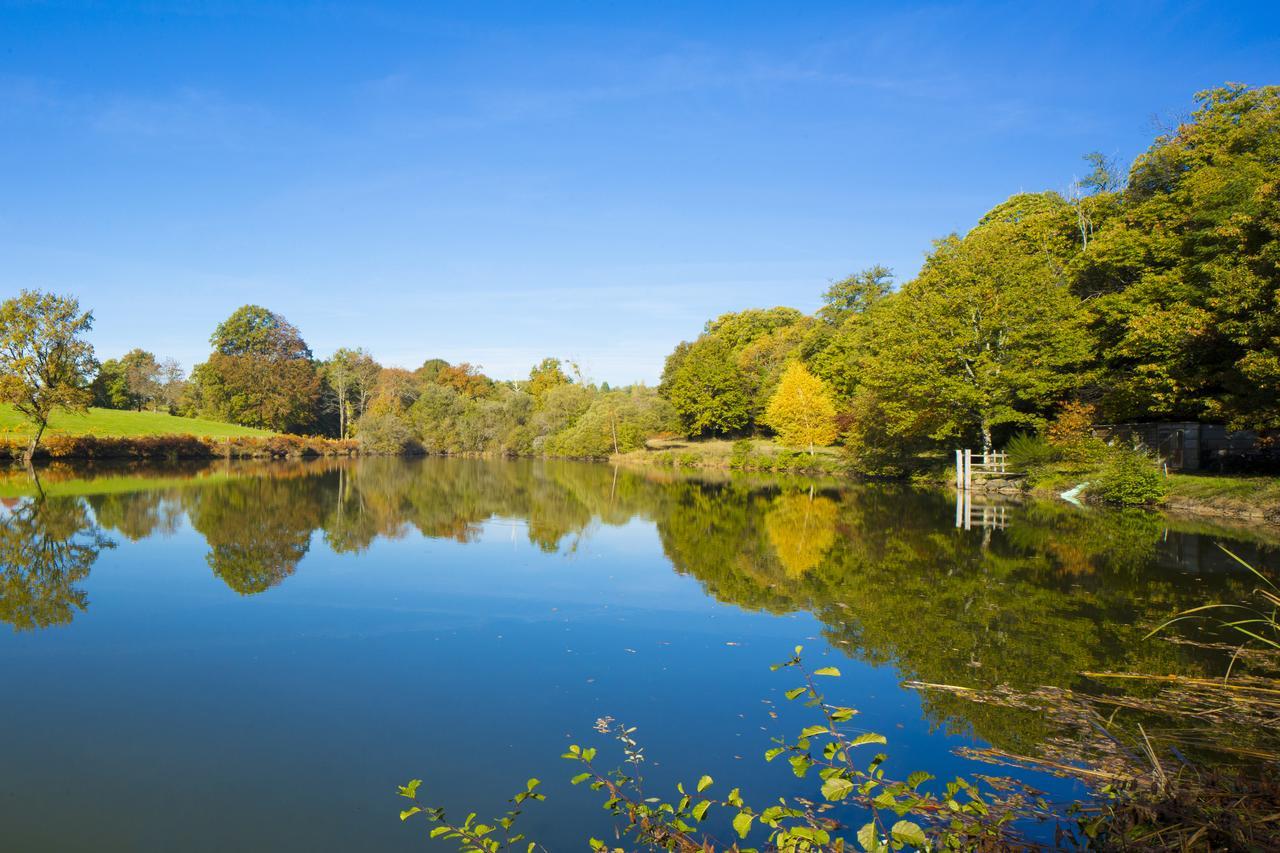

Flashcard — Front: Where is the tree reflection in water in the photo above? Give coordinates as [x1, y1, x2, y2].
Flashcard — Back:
[8, 457, 1275, 762]
[0, 495, 114, 631]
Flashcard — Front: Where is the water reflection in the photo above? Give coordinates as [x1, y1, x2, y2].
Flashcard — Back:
[0, 496, 114, 631]
[0, 457, 1274, 761]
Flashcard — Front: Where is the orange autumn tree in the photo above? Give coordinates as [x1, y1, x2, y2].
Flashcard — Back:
[763, 361, 838, 454]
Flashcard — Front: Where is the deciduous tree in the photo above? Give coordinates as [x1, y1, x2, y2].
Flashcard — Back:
[0, 291, 98, 462]
[763, 362, 838, 453]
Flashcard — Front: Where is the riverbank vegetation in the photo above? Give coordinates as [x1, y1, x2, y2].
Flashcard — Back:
[5, 85, 1275, 478]
[652, 85, 1280, 480]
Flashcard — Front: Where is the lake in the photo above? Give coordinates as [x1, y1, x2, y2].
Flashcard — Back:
[0, 457, 1275, 850]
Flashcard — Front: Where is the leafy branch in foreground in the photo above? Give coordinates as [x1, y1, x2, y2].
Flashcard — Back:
[397, 776, 546, 853]
[401, 647, 1060, 851]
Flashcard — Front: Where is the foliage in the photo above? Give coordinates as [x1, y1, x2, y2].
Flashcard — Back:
[0, 496, 114, 631]
[1091, 446, 1169, 506]
[356, 411, 422, 455]
[323, 347, 382, 438]
[544, 388, 676, 458]
[852, 195, 1092, 458]
[660, 335, 754, 437]
[764, 362, 839, 453]
[526, 357, 572, 403]
[1046, 402, 1107, 462]
[0, 290, 98, 459]
[210, 304, 312, 359]
[1077, 84, 1280, 430]
[1004, 432, 1059, 470]
[401, 649, 1047, 851]
[0, 432, 356, 461]
[191, 305, 321, 433]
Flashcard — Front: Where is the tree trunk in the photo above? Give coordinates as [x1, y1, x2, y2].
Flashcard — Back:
[23, 421, 45, 469]
[981, 419, 993, 455]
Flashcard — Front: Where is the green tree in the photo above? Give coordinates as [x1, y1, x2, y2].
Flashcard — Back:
[1075, 84, 1280, 429]
[763, 362, 838, 453]
[0, 290, 98, 462]
[191, 305, 320, 433]
[660, 335, 753, 437]
[90, 358, 134, 410]
[852, 195, 1092, 455]
[817, 265, 893, 325]
[119, 348, 161, 410]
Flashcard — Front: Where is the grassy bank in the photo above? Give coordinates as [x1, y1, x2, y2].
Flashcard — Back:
[612, 437, 848, 475]
[0, 404, 273, 438]
[1025, 462, 1280, 522]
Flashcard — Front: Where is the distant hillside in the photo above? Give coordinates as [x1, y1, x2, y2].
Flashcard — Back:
[0, 405, 274, 438]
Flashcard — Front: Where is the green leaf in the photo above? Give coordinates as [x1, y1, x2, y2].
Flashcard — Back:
[696, 774, 713, 793]
[733, 811, 755, 839]
[891, 820, 927, 848]
[784, 687, 806, 701]
[691, 800, 711, 821]
[430, 827, 451, 838]
[763, 747, 785, 762]
[850, 732, 888, 747]
[571, 773, 591, 785]
[399, 806, 421, 821]
[906, 771, 934, 790]
[799, 724, 829, 738]
[857, 821, 883, 852]
[813, 666, 842, 677]
[397, 779, 422, 799]
[821, 776, 854, 801]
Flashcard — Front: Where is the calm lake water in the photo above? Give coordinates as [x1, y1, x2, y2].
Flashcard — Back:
[1, 457, 1276, 850]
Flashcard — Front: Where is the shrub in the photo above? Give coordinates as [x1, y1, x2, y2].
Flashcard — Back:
[1004, 432, 1059, 469]
[357, 413, 422, 455]
[1092, 447, 1168, 506]
[1047, 402, 1107, 462]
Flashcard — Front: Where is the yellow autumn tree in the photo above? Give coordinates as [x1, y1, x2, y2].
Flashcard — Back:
[763, 361, 838, 454]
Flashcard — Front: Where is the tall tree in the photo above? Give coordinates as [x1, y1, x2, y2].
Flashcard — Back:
[1075, 84, 1280, 429]
[853, 195, 1092, 454]
[0, 291, 97, 462]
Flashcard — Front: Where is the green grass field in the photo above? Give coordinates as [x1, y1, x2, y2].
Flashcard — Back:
[0, 404, 273, 438]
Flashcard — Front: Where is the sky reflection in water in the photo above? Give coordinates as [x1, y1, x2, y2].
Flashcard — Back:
[0, 457, 1275, 851]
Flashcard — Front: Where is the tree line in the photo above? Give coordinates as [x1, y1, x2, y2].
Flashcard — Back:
[3, 84, 1275, 468]
[659, 84, 1280, 471]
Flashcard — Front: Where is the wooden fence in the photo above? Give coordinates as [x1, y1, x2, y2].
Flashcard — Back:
[954, 449, 1010, 491]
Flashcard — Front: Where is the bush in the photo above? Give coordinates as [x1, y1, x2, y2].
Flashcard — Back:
[356, 413, 422, 455]
[1047, 402, 1107, 462]
[1092, 447, 1168, 506]
[1004, 432, 1059, 469]
[0, 433, 359, 461]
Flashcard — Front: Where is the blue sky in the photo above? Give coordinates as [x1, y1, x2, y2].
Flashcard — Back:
[2, 1, 1277, 384]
